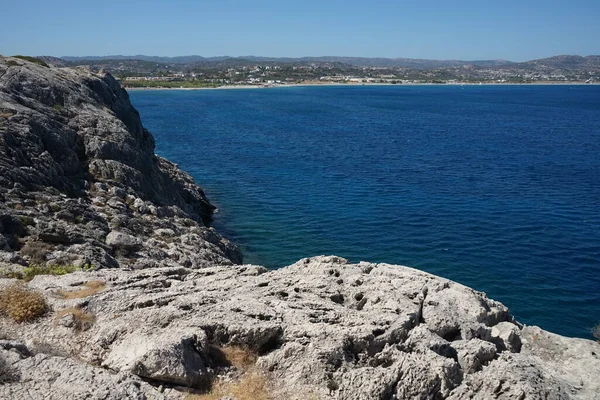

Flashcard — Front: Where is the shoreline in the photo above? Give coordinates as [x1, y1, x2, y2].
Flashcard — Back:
[124, 81, 600, 91]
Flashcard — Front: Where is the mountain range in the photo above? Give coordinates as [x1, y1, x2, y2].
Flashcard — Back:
[58, 54, 600, 70]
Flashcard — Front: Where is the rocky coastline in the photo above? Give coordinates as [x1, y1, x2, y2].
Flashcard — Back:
[0, 56, 599, 399]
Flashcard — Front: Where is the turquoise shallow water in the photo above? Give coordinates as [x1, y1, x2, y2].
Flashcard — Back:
[129, 85, 600, 339]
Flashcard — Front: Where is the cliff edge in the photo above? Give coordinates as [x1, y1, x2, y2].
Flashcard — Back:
[0, 57, 598, 400]
[0, 55, 241, 270]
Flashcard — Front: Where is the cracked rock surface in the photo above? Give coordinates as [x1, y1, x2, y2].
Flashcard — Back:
[2, 256, 599, 399]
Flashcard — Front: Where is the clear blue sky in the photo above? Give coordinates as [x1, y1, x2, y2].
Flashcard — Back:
[1, 0, 598, 61]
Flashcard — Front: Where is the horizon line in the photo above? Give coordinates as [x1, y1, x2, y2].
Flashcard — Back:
[52, 53, 600, 63]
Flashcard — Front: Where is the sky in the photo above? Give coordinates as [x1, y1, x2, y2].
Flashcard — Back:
[1, 0, 599, 61]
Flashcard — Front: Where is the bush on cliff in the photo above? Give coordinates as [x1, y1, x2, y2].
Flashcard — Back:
[12, 55, 49, 68]
[20, 264, 93, 281]
[0, 283, 49, 323]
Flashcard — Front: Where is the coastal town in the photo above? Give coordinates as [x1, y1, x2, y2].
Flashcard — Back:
[43, 55, 600, 88]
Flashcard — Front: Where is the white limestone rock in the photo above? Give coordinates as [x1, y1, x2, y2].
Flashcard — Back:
[4, 256, 598, 399]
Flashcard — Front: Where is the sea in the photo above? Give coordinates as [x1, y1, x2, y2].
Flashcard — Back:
[129, 85, 600, 339]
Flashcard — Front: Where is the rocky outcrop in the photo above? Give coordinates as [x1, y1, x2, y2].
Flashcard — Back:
[2, 256, 599, 399]
[1, 57, 599, 399]
[0, 340, 166, 399]
[0, 55, 241, 270]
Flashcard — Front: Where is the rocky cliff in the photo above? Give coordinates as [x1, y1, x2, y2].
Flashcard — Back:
[0, 55, 241, 270]
[0, 57, 599, 400]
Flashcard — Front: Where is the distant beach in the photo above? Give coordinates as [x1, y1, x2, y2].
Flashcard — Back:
[124, 81, 599, 91]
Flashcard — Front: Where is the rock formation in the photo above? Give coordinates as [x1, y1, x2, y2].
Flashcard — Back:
[1, 57, 599, 399]
[0, 55, 241, 271]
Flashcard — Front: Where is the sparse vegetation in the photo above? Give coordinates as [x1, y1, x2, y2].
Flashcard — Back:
[0, 268, 24, 280]
[188, 370, 271, 400]
[52, 104, 65, 112]
[19, 264, 93, 282]
[19, 215, 35, 227]
[0, 283, 49, 323]
[55, 307, 96, 331]
[12, 55, 49, 68]
[218, 345, 258, 370]
[57, 280, 106, 299]
[0, 111, 16, 119]
[188, 346, 271, 400]
[19, 241, 52, 265]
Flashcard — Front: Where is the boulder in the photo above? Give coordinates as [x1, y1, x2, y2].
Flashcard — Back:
[105, 231, 142, 252]
[103, 328, 212, 386]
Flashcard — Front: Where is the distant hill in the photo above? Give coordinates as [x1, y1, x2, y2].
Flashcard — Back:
[37, 56, 70, 67]
[57, 54, 600, 70]
[512, 55, 600, 70]
[237, 56, 515, 69]
[61, 55, 232, 64]
[60, 55, 515, 69]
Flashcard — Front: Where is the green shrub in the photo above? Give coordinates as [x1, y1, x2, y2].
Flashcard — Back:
[12, 55, 49, 68]
[0, 283, 49, 323]
[52, 104, 64, 112]
[0, 269, 24, 280]
[21, 264, 93, 281]
[19, 216, 35, 227]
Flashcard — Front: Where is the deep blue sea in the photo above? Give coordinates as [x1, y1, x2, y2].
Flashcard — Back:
[129, 85, 600, 339]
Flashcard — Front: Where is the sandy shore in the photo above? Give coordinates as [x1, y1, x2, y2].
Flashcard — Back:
[124, 81, 599, 91]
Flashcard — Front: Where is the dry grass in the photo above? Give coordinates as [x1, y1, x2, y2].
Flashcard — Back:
[187, 369, 271, 400]
[57, 280, 106, 299]
[186, 346, 271, 400]
[0, 283, 49, 323]
[55, 307, 96, 331]
[19, 240, 51, 269]
[219, 345, 258, 370]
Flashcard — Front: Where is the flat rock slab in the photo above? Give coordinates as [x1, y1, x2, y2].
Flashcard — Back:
[2, 256, 598, 399]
